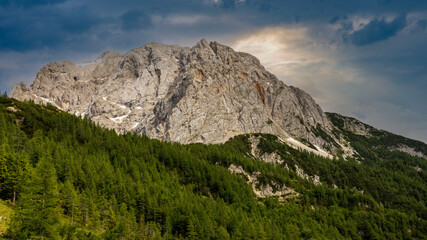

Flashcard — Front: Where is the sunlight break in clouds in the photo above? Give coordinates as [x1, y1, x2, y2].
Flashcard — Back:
[230, 26, 427, 142]
[232, 27, 318, 75]
[231, 26, 363, 100]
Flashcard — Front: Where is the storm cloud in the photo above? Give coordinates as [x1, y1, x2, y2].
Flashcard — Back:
[349, 15, 407, 46]
[0, 0, 426, 142]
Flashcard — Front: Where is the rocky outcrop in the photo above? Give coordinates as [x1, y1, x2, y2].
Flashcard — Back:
[10, 39, 336, 150]
[389, 145, 426, 159]
[295, 165, 322, 185]
[327, 112, 373, 136]
[249, 135, 284, 164]
[228, 164, 298, 199]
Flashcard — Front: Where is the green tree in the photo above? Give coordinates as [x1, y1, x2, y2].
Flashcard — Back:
[61, 181, 78, 225]
[215, 226, 230, 240]
[186, 217, 198, 240]
[7, 156, 60, 239]
[2, 152, 29, 205]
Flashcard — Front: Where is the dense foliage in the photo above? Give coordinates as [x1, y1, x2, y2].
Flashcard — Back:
[0, 97, 425, 239]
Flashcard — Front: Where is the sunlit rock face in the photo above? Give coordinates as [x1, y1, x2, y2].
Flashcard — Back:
[10, 39, 335, 149]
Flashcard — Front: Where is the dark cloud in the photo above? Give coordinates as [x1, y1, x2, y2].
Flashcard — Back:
[120, 9, 152, 32]
[0, 0, 427, 142]
[0, 4, 107, 51]
[0, 0, 66, 8]
[349, 15, 407, 46]
[60, 5, 103, 34]
[329, 16, 341, 24]
[212, 0, 250, 10]
[1, 0, 425, 52]
[257, 1, 271, 12]
[415, 19, 427, 31]
[219, 0, 236, 10]
[0, 13, 61, 51]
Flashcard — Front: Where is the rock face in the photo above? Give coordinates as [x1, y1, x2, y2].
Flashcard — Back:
[228, 164, 298, 199]
[10, 39, 335, 149]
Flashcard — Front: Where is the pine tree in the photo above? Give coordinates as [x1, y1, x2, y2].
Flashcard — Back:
[7, 156, 60, 239]
[61, 181, 78, 225]
[215, 226, 230, 240]
[0, 143, 9, 198]
[186, 217, 198, 240]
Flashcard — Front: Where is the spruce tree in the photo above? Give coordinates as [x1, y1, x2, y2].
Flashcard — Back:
[7, 156, 60, 239]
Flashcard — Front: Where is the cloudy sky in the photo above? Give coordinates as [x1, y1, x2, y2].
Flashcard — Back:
[0, 0, 426, 142]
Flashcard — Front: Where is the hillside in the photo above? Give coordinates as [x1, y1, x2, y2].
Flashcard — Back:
[0, 97, 426, 239]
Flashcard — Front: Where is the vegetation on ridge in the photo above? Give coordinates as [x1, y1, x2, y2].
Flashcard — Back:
[0, 96, 425, 239]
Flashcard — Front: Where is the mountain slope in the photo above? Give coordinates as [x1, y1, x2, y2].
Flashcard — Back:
[327, 112, 427, 160]
[0, 96, 426, 239]
[10, 39, 335, 154]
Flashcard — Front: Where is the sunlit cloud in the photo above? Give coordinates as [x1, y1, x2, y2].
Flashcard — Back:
[230, 26, 427, 142]
[231, 26, 364, 92]
[153, 14, 212, 26]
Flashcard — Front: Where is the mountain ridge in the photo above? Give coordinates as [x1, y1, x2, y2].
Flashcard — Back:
[9, 39, 426, 159]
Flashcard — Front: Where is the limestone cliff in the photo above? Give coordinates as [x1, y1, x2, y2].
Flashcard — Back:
[10, 39, 337, 152]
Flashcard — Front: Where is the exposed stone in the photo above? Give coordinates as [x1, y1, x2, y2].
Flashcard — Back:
[10, 39, 337, 151]
[6, 106, 18, 112]
[389, 144, 426, 159]
[228, 164, 246, 175]
[228, 164, 298, 198]
[413, 166, 422, 172]
[295, 165, 322, 185]
[249, 135, 283, 164]
[332, 114, 373, 136]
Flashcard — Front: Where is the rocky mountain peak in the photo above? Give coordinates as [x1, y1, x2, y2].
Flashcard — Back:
[10, 39, 339, 154]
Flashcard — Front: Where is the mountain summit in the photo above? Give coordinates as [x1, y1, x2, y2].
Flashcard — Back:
[10, 39, 425, 159]
[11, 40, 334, 151]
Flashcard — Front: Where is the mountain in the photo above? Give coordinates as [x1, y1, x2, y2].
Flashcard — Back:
[10, 39, 339, 157]
[4, 40, 427, 238]
[12, 39, 426, 160]
[0, 96, 426, 239]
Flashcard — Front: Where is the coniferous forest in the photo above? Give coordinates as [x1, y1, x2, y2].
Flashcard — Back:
[0, 96, 426, 239]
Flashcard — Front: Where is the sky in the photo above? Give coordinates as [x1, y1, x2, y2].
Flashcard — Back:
[0, 0, 426, 142]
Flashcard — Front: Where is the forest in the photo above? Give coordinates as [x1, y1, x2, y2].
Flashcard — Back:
[0, 96, 425, 239]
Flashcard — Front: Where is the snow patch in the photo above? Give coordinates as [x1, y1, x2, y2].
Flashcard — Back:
[132, 123, 139, 128]
[33, 94, 62, 110]
[109, 115, 128, 124]
[73, 111, 86, 119]
[285, 137, 332, 159]
[40, 97, 50, 102]
[314, 145, 327, 154]
[102, 96, 127, 109]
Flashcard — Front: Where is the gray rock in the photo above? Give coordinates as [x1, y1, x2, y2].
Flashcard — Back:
[228, 164, 298, 198]
[10, 39, 337, 151]
[389, 145, 426, 159]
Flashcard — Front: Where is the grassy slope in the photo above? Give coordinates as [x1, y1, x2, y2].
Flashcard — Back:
[0, 200, 13, 236]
